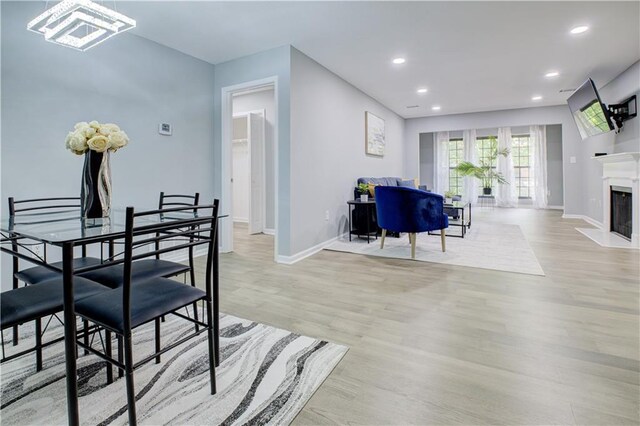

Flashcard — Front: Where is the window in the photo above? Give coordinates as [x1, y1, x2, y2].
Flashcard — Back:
[475, 136, 498, 194]
[512, 134, 531, 198]
[448, 138, 463, 196]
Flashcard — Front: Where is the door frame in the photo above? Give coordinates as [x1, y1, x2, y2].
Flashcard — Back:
[221, 77, 278, 258]
[232, 109, 267, 234]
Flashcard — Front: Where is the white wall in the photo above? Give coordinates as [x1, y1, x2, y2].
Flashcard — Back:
[580, 61, 640, 223]
[213, 46, 292, 256]
[289, 48, 405, 256]
[1, 1, 216, 289]
[232, 88, 276, 230]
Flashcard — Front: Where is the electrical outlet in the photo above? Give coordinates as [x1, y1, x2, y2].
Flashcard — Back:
[570, 156, 577, 164]
[325, 210, 330, 221]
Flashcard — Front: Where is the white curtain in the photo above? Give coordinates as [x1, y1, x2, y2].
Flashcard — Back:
[462, 129, 478, 204]
[496, 127, 518, 207]
[435, 131, 450, 195]
[530, 125, 548, 209]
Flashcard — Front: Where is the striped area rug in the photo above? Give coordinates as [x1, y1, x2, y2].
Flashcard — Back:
[0, 312, 348, 425]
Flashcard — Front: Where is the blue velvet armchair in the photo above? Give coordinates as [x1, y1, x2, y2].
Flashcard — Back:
[374, 186, 449, 258]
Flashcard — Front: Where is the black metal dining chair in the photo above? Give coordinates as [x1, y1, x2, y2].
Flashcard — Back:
[74, 201, 219, 426]
[0, 276, 109, 371]
[7, 197, 103, 345]
[80, 192, 201, 327]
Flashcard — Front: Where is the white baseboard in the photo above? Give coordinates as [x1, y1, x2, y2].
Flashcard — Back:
[547, 205, 564, 210]
[562, 214, 603, 229]
[263, 228, 275, 235]
[233, 218, 248, 223]
[276, 233, 347, 265]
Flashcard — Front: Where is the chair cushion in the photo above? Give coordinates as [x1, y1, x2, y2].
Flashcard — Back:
[1, 277, 109, 329]
[15, 257, 103, 285]
[75, 278, 206, 332]
[79, 259, 191, 289]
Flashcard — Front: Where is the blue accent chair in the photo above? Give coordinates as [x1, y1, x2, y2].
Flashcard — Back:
[374, 186, 449, 258]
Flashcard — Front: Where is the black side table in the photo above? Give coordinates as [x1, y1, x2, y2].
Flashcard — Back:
[347, 199, 377, 243]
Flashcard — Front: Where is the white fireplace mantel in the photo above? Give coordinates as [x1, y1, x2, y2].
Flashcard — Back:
[586, 152, 640, 249]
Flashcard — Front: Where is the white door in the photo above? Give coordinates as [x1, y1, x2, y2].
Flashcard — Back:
[248, 111, 265, 234]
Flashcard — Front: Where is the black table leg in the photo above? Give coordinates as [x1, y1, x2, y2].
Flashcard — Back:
[366, 205, 370, 243]
[213, 227, 220, 367]
[348, 205, 352, 242]
[62, 242, 79, 426]
[462, 207, 465, 238]
[468, 203, 472, 229]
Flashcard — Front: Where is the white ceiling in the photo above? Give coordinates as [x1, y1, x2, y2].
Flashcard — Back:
[116, 1, 640, 118]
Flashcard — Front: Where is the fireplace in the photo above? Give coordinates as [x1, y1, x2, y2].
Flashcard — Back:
[611, 186, 632, 240]
[591, 152, 640, 249]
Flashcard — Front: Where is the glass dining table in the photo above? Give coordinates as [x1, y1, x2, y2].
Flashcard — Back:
[0, 208, 225, 425]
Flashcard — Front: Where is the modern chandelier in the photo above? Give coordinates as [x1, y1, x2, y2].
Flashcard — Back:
[27, 0, 136, 51]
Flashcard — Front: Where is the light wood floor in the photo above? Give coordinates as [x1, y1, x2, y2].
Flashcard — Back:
[200, 210, 639, 425]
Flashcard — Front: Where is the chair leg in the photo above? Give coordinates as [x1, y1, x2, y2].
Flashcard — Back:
[410, 233, 416, 259]
[35, 318, 42, 372]
[12, 278, 19, 346]
[105, 330, 113, 384]
[83, 320, 89, 356]
[205, 298, 217, 395]
[12, 325, 18, 347]
[155, 318, 161, 364]
[124, 333, 137, 426]
[188, 250, 200, 333]
[441, 229, 446, 252]
[117, 335, 124, 378]
[380, 229, 387, 249]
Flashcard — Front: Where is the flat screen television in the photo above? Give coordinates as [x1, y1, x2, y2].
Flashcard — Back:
[567, 78, 614, 140]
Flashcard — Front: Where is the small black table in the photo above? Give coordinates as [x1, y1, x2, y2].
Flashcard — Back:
[436, 201, 471, 238]
[347, 199, 377, 243]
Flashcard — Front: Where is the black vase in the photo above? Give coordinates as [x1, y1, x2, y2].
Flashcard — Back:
[81, 150, 112, 219]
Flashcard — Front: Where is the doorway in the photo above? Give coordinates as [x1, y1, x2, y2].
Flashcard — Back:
[221, 78, 277, 259]
[231, 110, 265, 234]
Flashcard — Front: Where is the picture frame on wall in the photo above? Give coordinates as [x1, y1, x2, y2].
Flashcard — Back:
[365, 111, 385, 156]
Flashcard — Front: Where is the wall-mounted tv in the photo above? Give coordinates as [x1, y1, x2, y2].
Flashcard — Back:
[567, 78, 614, 140]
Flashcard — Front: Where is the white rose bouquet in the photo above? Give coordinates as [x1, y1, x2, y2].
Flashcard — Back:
[65, 121, 130, 155]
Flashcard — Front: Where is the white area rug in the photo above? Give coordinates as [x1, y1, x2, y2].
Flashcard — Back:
[326, 222, 545, 276]
[0, 312, 348, 425]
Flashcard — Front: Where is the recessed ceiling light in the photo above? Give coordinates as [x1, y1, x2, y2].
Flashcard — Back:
[392, 57, 406, 64]
[417, 88, 428, 94]
[545, 71, 560, 78]
[432, 105, 441, 111]
[532, 95, 543, 101]
[570, 25, 589, 34]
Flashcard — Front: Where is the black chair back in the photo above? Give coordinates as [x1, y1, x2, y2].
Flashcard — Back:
[121, 201, 219, 332]
[8, 196, 82, 216]
[156, 192, 199, 260]
[7, 197, 89, 281]
[158, 192, 200, 209]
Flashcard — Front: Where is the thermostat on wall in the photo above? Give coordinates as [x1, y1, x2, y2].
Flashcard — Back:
[159, 123, 172, 136]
